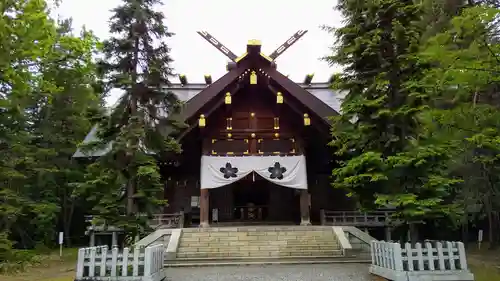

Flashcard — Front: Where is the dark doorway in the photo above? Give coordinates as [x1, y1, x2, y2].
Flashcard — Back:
[232, 174, 270, 221]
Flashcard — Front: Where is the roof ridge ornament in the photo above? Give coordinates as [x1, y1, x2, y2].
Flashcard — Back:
[268, 30, 308, 61]
[196, 30, 308, 64]
[196, 31, 238, 62]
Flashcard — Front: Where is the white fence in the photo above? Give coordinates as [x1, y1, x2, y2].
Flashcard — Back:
[75, 244, 165, 281]
[370, 241, 474, 281]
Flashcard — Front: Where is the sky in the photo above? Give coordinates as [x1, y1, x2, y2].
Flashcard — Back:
[54, 0, 342, 105]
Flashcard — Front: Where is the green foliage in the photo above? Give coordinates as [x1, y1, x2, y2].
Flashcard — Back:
[325, 0, 461, 226]
[0, 0, 102, 258]
[78, 0, 185, 238]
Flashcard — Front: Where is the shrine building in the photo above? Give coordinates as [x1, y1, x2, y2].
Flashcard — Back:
[74, 31, 354, 228]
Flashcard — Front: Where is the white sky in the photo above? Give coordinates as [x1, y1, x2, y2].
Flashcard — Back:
[54, 0, 342, 105]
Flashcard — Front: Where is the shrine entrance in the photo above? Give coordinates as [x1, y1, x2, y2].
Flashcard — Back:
[206, 173, 301, 225]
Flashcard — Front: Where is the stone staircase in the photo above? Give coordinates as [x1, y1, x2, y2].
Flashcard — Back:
[171, 226, 343, 264]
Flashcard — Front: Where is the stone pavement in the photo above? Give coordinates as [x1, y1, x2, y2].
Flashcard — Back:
[165, 263, 371, 281]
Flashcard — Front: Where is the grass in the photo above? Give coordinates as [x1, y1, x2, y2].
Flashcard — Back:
[466, 244, 500, 281]
[0, 248, 78, 281]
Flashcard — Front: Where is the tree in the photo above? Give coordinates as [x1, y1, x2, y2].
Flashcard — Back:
[324, 0, 460, 241]
[419, 5, 500, 247]
[0, 0, 102, 253]
[78, 0, 184, 239]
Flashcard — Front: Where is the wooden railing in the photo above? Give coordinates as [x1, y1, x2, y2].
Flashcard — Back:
[75, 244, 165, 281]
[233, 205, 268, 221]
[320, 210, 399, 227]
[85, 212, 185, 232]
[149, 212, 184, 229]
[370, 241, 474, 281]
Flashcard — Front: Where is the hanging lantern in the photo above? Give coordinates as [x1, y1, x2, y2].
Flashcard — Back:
[225, 92, 231, 104]
[303, 113, 310, 126]
[199, 114, 206, 127]
[277, 92, 283, 104]
[250, 71, 257, 84]
[273, 117, 280, 130]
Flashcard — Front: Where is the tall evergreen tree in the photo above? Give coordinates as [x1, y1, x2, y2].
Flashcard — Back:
[324, 0, 460, 240]
[78, 0, 184, 238]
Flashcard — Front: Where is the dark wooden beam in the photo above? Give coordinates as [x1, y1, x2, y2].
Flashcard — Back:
[182, 61, 250, 120]
[268, 30, 308, 60]
[196, 31, 238, 62]
[265, 66, 338, 122]
[177, 80, 244, 140]
[267, 84, 329, 135]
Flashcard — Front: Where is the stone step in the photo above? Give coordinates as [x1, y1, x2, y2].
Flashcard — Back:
[181, 232, 336, 237]
[178, 245, 340, 249]
[165, 256, 370, 267]
[178, 242, 340, 248]
[178, 241, 338, 246]
[179, 236, 338, 241]
[176, 250, 343, 259]
[181, 226, 335, 232]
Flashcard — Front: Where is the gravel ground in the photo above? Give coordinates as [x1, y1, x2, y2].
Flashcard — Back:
[165, 263, 371, 281]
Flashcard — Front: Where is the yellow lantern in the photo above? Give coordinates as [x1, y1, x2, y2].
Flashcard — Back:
[277, 92, 283, 104]
[250, 71, 257, 84]
[199, 114, 206, 127]
[225, 92, 231, 104]
[303, 113, 310, 126]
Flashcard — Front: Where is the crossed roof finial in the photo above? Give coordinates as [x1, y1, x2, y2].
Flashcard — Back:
[196, 30, 308, 63]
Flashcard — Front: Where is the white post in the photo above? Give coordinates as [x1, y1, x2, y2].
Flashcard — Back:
[425, 242, 435, 270]
[89, 247, 96, 277]
[133, 246, 140, 276]
[144, 246, 152, 277]
[76, 248, 85, 278]
[478, 230, 483, 250]
[457, 241, 468, 270]
[122, 247, 130, 276]
[58, 232, 64, 258]
[436, 241, 445, 270]
[100, 246, 108, 276]
[415, 242, 424, 270]
[110, 246, 118, 277]
[392, 242, 404, 271]
[447, 241, 456, 270]
[405, 242, 413, 271]
[370, 241, 376, 265]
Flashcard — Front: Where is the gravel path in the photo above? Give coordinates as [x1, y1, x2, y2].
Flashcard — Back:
[165, 263, 371, 281]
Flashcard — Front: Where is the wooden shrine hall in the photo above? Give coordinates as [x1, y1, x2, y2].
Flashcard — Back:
[74, 30, 354, 228]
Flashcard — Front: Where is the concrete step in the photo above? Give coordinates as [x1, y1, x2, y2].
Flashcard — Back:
[179, 240, 339, 246]
[183, 230, 332, 237]
[176, 249, 343, 259]
[181, 226, 335, 233]
[177, 245, 340, 253]
[164, 256, 371, 267]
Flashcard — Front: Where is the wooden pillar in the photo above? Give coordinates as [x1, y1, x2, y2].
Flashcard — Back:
[112, 232, 118, 247]
[89, 231, 95, 247]
[385, 226, 392, 241]
[200, 188, 210, 227]
[300, 189, 311, 225]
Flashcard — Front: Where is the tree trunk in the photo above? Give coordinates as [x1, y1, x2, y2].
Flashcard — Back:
[126, 180, 135, 215]
[409, 223, 419, 244]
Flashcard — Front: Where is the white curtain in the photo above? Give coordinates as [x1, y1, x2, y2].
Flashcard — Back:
[200, 155, 307, 190]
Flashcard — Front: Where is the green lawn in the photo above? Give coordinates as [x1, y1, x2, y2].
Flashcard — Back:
[467, 245, 500, 281]
[0, 248, 78, 281]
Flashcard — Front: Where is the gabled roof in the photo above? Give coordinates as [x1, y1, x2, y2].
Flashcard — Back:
[74, 39, 345, 158]
[73, 83, 345, 158]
